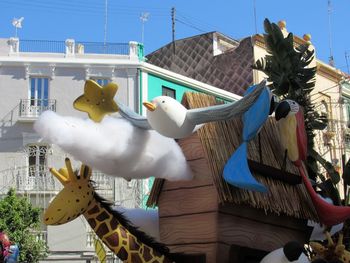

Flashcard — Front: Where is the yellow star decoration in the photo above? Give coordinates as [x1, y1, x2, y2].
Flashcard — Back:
[73, 80, 119, 122]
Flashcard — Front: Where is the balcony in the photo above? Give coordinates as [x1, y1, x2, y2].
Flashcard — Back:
[7, 38, 144, 60]
[0, 165, 114, 196]
[0, 165, 62, 194]
[19, 99, 56, 121]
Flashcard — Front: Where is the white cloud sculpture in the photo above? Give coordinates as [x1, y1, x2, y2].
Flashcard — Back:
[34, 111, 192, 181]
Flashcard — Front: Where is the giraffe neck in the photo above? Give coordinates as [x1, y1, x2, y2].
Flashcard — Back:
[83, 198, 171, 263]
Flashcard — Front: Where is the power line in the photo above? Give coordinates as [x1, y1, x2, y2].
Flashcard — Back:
[176, 10, 217, 32]
[175, 18, 207, 33]
[0, 0, 168, 16]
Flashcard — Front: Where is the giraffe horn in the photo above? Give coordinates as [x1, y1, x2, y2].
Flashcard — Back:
[50, 167, 70, 185]
[80, 164, 92, 179]
[325, 231, 334, 246]
[65, 158, 75, 181]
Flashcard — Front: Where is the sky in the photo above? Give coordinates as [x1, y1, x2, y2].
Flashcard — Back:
[0, 0, 349, 73]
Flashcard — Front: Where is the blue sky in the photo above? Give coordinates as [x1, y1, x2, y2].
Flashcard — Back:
[0, 0, 349, 73]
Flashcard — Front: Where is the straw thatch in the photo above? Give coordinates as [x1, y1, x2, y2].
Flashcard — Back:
[147, 92, 318, 222]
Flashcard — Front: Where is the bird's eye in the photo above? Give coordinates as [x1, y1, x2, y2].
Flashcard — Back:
[162, 101, 165, 103]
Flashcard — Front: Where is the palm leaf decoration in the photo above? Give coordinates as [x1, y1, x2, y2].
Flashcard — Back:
[253, 18, 340, 193]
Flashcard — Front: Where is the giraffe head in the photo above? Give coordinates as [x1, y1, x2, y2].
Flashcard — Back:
[44, 158, 95, 225]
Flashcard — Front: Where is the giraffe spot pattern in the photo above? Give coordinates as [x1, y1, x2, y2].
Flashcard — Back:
[129, 235, 141, 251]
[119, 226, 128, 239]
[110, 218, 119, 230]
[117, 246, 128, 261]
[105, 232, 119, 247]
[96, 211, 109, 221]
[87, 218, 96, 229]
[131, 253, 143, 263]
[143, 246, 152, 261]
[87, 205, 99, 215]
[96, 223, 109, 237]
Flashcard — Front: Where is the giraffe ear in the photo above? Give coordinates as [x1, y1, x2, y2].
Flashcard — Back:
[80, 164, 92, 180]
[50, 168, 70, 185]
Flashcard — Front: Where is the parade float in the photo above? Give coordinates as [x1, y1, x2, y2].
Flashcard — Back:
[30, 19, 350, 263]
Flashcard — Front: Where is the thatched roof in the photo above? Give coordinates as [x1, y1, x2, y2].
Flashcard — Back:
[147, 92, 318, 222]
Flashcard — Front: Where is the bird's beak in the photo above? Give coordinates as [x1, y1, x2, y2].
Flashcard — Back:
[275, 100, 291, 121]
[269, 95, 279, 115]
[143, 101, 156, 112]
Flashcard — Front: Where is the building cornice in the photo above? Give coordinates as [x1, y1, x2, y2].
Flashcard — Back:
[252, 34, 344, 83]
[0, 53, 244, 101]
[140, 62, 243, 101]
[0, 55, 142, 68]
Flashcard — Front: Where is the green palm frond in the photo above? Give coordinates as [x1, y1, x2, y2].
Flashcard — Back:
[253, 19, 342, 191]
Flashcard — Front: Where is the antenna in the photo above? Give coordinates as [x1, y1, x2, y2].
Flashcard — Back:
[140, 12, 150, 44]
[253, 0, 258, 34]
[345, 51, 350, 75]
[104, 0, 108, 45]
[327, 0, 334, 66]
[12, 17, 24, 38]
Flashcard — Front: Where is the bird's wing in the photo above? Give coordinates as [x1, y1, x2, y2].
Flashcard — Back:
[186, 80, 267, 125]
[116, 101, 152, 130]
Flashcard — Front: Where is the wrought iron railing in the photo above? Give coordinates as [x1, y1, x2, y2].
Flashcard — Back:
[75, 41, 129, 55]
[20, 40, 66, 53]
[0, 165, 115, 195]
[0, 165, 62, 193]
[19, 99, 56, 118]
[19, 40, 129, 55]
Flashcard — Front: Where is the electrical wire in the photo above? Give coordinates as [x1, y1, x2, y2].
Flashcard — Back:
[175, 18, 207, 33]
[0, 0, 168, 16]
[176, 10, 218, 32]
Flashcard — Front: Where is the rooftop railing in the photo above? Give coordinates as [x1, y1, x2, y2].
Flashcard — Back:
[8, 38, 144, 60]
[19, 39, 130, 55]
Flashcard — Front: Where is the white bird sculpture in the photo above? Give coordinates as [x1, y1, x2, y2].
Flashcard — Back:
[118, 80, 267, 139]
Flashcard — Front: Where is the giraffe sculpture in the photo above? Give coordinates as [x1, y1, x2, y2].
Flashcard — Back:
[310, 232, 350, 263]
[44, 158, 174, 263]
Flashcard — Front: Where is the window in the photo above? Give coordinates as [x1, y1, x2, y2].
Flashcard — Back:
[91, 78, 110, 86]
[27, 145, 48, 177]
[343, 96, 350, 125]
[162, 86, 176, 99]
[30, 77, 49, 107]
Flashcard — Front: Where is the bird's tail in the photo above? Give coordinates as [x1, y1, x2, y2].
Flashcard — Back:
[298, 163, 350, 226]
[223, 142, 267, 193]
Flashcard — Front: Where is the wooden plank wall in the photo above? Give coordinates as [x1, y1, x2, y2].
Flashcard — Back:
[218, 204, 312, 252]
[158, 133, 223, 262]
[158, 133, 312, 262]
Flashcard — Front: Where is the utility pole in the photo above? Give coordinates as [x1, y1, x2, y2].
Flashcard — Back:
[171, 7, 176, 54]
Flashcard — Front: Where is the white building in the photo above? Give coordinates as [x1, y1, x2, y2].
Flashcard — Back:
[0, 37, 239, 262]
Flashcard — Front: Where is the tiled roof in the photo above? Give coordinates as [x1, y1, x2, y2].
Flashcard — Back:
[146, 32, 254, 96]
